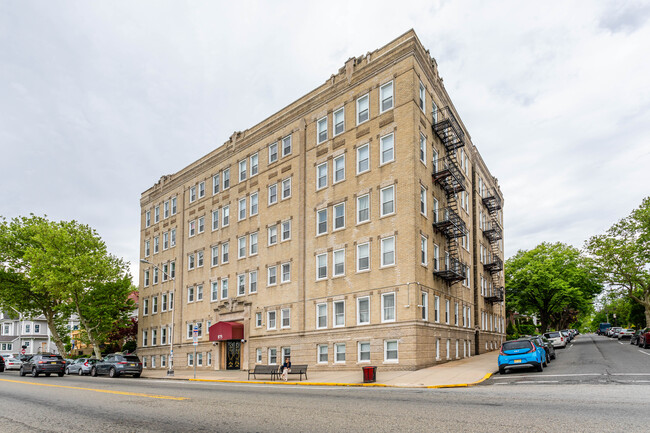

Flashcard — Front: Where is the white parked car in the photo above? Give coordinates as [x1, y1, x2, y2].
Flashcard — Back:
[608, 327, 623, 337]
[544, 331, 568, 348]
[617, 329, 635, 340]
[3, 355, 23, 370]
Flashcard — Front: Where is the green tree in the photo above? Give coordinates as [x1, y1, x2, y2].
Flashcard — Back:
[585, 197, 650, 326]
[0, 215, 135, 358]
[505, 242, 601, 334]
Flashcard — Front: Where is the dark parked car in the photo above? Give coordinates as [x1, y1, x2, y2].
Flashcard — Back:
[19, 354, 66, 377]
[0, 355, 5, 372]
[526, 336, 553, 365]
[631, 329, 645, 345]
[91, 353, 142, 378]
[638, 328, 650, 348]
[66, 358, 99, 375]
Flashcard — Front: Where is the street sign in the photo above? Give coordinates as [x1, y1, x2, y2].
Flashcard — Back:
[21, 348, 25, 355]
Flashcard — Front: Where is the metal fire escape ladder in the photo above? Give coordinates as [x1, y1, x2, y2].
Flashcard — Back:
[482, 188, 504, 304]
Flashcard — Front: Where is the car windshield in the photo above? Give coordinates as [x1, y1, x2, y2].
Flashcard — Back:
[502, 341, 531, 351]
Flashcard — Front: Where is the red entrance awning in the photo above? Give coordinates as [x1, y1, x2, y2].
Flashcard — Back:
[209, 321, 244, 341]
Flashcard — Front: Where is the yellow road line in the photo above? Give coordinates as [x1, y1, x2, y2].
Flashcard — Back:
[0, 378, 188, 401]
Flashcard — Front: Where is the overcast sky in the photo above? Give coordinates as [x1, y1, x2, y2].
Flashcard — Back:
[2, 1, 649, 285]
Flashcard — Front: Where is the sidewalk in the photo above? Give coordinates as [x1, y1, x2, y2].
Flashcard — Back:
[142, 351, 499, 388]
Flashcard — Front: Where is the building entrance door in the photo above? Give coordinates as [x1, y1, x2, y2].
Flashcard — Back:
[226, 340, 241, 370]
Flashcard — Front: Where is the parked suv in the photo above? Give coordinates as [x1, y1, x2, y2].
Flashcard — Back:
[91, 353, 142, 378]
[498, 339, 545, 374]
[544, 331, 567, 348]
[20, 354, 66, 377]
[66, 358, 99, 375]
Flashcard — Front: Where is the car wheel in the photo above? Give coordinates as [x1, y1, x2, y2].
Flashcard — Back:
[45, 373, 51, 377]
[499, 366, 506, 375]
[91, 367, 97, 377]
[551, 353, 556, 360]
[32, 368, 38, 377]
[19, 367, 25, 377]
[78, 368, 84, 376]
[58, 372, 64, 377]
[644, 340, 649, 349]
[109, 367, 119, 378]
[133, 373, 141, 378]
[65, 367, 69, 375]
[536, 363, 543, 372]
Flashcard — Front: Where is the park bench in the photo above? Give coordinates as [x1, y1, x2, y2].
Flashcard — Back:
[284, 364, 308, 381]
[247, 364, 279, 380]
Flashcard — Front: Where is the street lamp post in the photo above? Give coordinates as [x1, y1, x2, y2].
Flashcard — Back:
[141, 259, 175, 377]
[8, 306, 24, 355]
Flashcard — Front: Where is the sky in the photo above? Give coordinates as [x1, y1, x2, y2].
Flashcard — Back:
[1, 1, 649, 285]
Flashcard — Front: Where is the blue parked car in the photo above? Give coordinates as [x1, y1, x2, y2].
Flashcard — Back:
[498, 339, 545, 374]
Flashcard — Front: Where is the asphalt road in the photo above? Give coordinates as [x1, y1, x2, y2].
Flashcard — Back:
[1, 334, 649, 432]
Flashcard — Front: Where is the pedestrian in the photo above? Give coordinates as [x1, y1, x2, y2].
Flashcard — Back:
[280, 357, 291, 381]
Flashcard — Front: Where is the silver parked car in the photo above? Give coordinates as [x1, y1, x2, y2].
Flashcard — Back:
[544, 331, 568, 348]
[3, 355, 23, 371]
[617, 329, 635, 340]
[65, 358, 99, 376]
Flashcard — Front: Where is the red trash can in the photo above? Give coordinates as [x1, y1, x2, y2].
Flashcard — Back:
[362, 366, 377, 383]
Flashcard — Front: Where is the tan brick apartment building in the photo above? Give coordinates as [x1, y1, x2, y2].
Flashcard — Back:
[137, 30, 505, 372]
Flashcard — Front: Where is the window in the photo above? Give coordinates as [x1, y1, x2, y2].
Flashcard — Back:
[164, 200, 170, 219]
[142, 330, 148, 346]
[317, 117, 328, 144]
[250, 192, 258, 216]
[333, 249, 345, 277]
[143, 270, 150, 287]
[281, 220, 291, 241]
[198, 216, 205, 233]
[239, 159, 247, 182]
[433, 244, 440, 271]
[357, 296, 370, 325]
[420, 235, 428, 266]
[211, 281, 219, 301]
[281, 262, 291, 283]
[145, 210, 151, 227]
[268, 225, 278, 246]
[213, 173, 220, 195]
[267, 311, 276, 330]
[357, 94, 369, 124]
[238, 236, 246, 259]
[316, 303, 327, 329]
[380, 81, 393, 112]
[153, 267, 159, 284]
[222, 205, 229, 227]
[250, 153, 258, 176]
[455, 303, 459, 326]
[318, 345, 328, 363]
[249, 270, 258, 294]
[188, 221, 196, 237]
[197, 251, 204, 267]
[419, 133, 426, 164]
[268, 266, 277, 286]
[163, 232, 169, 250]
[357, 242, 370, 271]
[316, 254, 327, 280]
[221, 242, 229, 263]
[432, 100, 438, 123]
[436, 339, 440, 360]
[170, 229, 176, 247]
[434, 296, 440, 322]
[282, 135, 292, 157]
[221, 278, 229, 299]
[198, 181, 205, 198]
[432, 148, 438, 172]
[238, 274, 246, 296]
[169, 290, 174, 309]
[187, 286, 195, 303]
[144, 240, 150, 257]
[433, 198, 439, 223]
[211, 245, 219, 267]
[269, 142, 278, 163]
[382, 292, 396, 322]
[357, 143, 369, 174]
[281, 308, 290, 328]
[445, 300, 450, 324]
[171, 197, 177, 215]
[356, 194, 370, 224]
[250, 232, 258, 255]
[222, 168, 230, 189]
[334, 343, 346, 363]
[154, 206, 160, 223]
[161, 293, 168, 311]
[419, 81, 425, 112]
[380, 133, 394, 164]
[380, 185, 395, 216]
[317, 162, 327, 190]
[25, 324, 31, 334]
[333, 155, 345, 183]
[268, 348, 277, 364]
[154, 236, 159, 254]
[197, 352, 203, 366]
[281, 178, 291, 199]
[317, 209, 327, 235]
[333, 202, 345, 230]
[268, 184, 278, 205]
[420, 186, 427, 215]
[358, 342, 370, 362]
[238, 197, 247, 221]
[189, 186, 197, 203]
[253, 348, 261, 363]
[152, 329, 157, 346]
[187, 353, 194, 367]
[333, 107, 344, 136]
[212, 210, 219, 231]
[255, 312, 262, 327]
[421, 292, 428, 321]
[381, 236, 395, 267]
[333, 300, 345, 327]
[385, 340, 398, 362]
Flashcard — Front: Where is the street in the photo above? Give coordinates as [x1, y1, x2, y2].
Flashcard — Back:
[1, 334, 649, 432]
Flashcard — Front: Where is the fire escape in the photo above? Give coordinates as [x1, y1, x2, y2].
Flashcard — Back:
[482, 188, 504, 304]
[431, 106, 467, 284]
